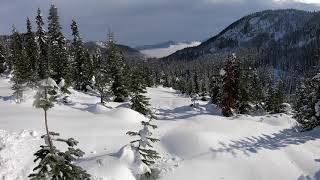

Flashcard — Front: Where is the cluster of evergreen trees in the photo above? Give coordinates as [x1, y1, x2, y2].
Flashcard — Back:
[0, 5, 152, 107]
[0, 5, 160, 179]
[147, 51, 287, 116]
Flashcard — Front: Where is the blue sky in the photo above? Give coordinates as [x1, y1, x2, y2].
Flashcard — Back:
[0, 0, 319, 46]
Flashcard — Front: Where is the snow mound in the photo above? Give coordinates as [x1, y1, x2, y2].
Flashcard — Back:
[116, 145, 150, 175]
[86, 103, 111, 114]
[161, 130, 209, 159]
[79, 145, 151, 180]
[79, 155, 136, 180]
[109, 108, 147, 123]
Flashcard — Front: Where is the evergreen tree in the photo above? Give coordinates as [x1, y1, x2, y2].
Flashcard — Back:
[70, 20, 92, 90]
[47, 5, 70, 84]
[193, 72, 200, 94]
[219, 54, 237, 117]
[209, 75, 222, 105]
[106, 32, 129, 102]
[29, 78, 90, 179]
[294, 74, 320, 131]
[129, 68, 150, 115]
[265, 81, 286, 114]
[127, 113, 160, 170]
[25, 17, 39, 83]
[235, 60, 253, 114]
[0, 43, 6, 74]
[11, 27, 28, 103]
[92, 48, 110, 103]
[36, 8, 49, 79]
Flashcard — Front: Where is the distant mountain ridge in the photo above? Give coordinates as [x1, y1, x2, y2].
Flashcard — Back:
[84, 41, 144, 60]
[163, 9, 319, 62]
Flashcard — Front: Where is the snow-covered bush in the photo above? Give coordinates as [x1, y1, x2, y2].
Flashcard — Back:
[190, 94, 200, 108]
[126, 113, 161, 177]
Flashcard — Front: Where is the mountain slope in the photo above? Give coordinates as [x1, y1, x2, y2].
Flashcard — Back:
[163, 9, 317, 61]
[84, 41, 144, 60]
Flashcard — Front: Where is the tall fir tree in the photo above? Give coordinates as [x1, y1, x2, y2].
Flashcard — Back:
[209, 75, 222, 105]
[11, 27, 28, 103]
[29, 78, 90, 179]
[36, 8, 49, 79]
[92, 48, 111, 103]
[70, 20, 92, 90]
[219, 54, 237, 117]
[265, 80, 286, 114]
[129, 67, 150, 115]
[106, 32, 129, 102]
[235, 59, 253, 114]
[47, 5, 70, 84]
[193, 72, 200, 94]
[25, 17, 39, 83]
[0, 43, 6, 74]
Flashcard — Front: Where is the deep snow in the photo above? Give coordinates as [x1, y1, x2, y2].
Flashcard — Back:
[0, 76, 320, 180]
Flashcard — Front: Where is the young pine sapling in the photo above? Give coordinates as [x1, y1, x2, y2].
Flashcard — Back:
[126, 113, 161, 174]
[29, 78, 90, 180]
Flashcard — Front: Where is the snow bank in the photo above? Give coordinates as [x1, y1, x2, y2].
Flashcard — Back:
[0, 130, 40, 180]
[79, 155, 136, 180]
[86, 103, 112, 114]
[109, 107, 147, 123]
[78, 145, 151, 180]
[161, 130, 209, 158]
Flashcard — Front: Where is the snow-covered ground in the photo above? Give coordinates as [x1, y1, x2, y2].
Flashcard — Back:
[1, 76, 320, 180]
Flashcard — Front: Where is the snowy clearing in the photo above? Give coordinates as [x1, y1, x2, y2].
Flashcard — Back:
[0, 76, 320, 180]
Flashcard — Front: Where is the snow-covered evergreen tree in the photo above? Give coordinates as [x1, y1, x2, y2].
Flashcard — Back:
[127, 113, 160, 171]
[36, 8, 49, 79]
[209, 74, 222, 105]
[11, 27, 28, 103]
[25, 17, 39, 83]
[47, 5, 70, 84]
[106, 32, 129, 102]
[129, 68, 150, 115]
[219, 54, 237, 117]
[193, 72, 200, 94]
[70, 20, 92, 91]
[0, 43, 6, 74]
[265, 81, 286, 114]
[92, 48, 111, 103]
[29, 78, 90, 179]
[294, 73, 320, 131]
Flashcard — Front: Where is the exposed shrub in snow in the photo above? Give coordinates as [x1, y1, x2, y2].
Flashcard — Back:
[29, 78, 90, 179]
[190, 94, 200, 108]
[127, 113, 161, 176]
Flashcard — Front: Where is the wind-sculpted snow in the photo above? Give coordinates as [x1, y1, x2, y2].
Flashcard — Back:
[1, 78, 320, 180]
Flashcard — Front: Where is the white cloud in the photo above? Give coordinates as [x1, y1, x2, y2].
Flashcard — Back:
[296, 0, 320, 4]
[274, 0, 320, 4]
[141, 42, 201, 58]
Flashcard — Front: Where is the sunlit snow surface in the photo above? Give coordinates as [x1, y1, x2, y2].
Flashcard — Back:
[0, 76, 320, 180]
